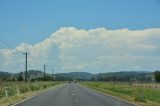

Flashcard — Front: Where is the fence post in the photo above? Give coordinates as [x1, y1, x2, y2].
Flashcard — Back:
[16, 87, 20, 95]
[5, 87, 8, 99]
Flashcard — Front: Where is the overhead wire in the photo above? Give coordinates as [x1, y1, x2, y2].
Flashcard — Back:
[0, 37, 49, 73]
[0, 37, 23, 53]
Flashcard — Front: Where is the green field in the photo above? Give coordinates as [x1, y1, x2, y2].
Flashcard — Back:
[82, 82, 160, 106]
[0, 81, 63, 106]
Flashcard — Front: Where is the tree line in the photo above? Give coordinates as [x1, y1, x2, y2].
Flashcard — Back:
[90, 71, 160, 83]
[0, 70, 160, 83]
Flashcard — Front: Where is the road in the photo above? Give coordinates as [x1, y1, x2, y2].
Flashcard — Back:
[15, 83, 137, 106]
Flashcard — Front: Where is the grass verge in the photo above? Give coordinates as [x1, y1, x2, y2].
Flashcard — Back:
[0, 81, 64, 106]
[81, 82, 160, 106]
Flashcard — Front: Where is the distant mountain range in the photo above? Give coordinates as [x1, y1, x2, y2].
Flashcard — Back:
[57, 72, 93, 80]
[0, 70, 155, 81]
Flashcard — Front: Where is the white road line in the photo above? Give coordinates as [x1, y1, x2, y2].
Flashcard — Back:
[75, 99, 78, 103]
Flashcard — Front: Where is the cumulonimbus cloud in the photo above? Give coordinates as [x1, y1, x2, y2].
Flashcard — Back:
[0, 27, 160, 73]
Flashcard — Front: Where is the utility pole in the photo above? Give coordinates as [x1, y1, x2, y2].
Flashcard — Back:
[52, 69, 54, 81]
[43, 64, 46, 81]
[23, 52, 29, 82]
[56, 73, 59, 81]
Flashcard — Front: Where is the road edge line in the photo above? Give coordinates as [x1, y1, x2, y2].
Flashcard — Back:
[80, 83, 140, 106]
[11, 83, 65, 106]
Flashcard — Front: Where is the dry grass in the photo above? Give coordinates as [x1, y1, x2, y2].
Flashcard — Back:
[133, 83, 160, 90]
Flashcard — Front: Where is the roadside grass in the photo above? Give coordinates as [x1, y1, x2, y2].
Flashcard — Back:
[0, 81, 64, 106]
[81, 82, 160, 106]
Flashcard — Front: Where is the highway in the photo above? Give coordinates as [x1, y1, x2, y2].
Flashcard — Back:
[15, 83, 137, 106]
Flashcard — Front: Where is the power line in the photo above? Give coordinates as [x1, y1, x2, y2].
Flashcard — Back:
[0, 37, 13, 49]
[0, 42, 7, 49]
[0, 37, 23, 53]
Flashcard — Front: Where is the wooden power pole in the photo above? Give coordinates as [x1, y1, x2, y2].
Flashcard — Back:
[23, 52, 29, 82]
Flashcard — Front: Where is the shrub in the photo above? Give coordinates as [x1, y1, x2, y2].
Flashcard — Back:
[19, 85, 29, 93]
[31, 78, 35, 82]
[154, 70, 160, 82]
[0, 89, 4, 99]
[43, 84, 47, 89]
[30, 84, 40, 91]
[8, 87, 16, 96]
[135, 91, 146, 103]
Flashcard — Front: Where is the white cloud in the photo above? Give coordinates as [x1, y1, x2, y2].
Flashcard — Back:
[0, 27, 160, 73]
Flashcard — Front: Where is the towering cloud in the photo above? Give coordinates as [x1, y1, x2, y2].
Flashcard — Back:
[0, 27, 160, 73]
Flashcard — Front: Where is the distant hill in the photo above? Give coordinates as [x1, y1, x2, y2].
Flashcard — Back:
[0, 70, 44, 80]
[57, 72, 93, 80]
[94, 71, 154, 82]
[28, 70, 44, 79]
[0, 71, 93, 81]
[0, 70, 155, 82]
[0, 71, 13, 80]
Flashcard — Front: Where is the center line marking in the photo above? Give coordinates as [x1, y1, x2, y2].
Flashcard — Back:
[75, 99, 78, 103]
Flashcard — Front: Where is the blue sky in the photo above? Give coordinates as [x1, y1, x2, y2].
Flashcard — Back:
[0, 0, 160, 73]
[0, 0, 160, 47]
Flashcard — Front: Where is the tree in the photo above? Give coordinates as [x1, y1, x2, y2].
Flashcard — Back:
[154, 70, 160, 82]
[12, 77, 16, 81]
[31, 78, 35, 82]
[17, 72, 24, 81]
[44, 75, 53, 81]
[90, 77, 96, 81]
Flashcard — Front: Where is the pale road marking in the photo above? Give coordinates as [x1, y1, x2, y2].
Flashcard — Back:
[72, 93, 75, 96]
[75, 99, 78, 103]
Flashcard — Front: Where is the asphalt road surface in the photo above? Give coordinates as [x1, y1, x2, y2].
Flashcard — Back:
[15, 83, 137, 106]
